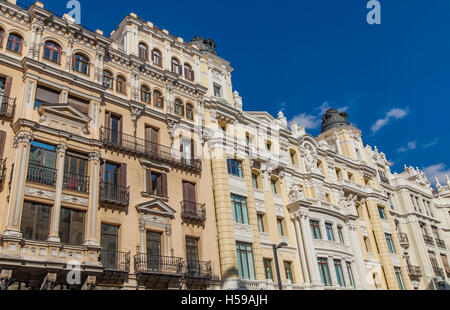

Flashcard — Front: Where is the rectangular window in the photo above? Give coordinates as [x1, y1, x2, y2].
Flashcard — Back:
[277, 219, 284, 236]
[34, 85, 60, 109]
[236, 242, 255, 280]
[257, 214, 265, 233]
[394, 267, 405, 290]
[346, 262, 356, 288]
[67, 95, 89, 115]
[59, 207, 86, 246]
[378, 206, 386, 220]
[290, 152, 296, 165]
[213, 84, 221, 98]
[310, 220, 321, 239]
[337, 226, 345, 244]
[252, 173, 259, 189]
[146, 231, 162, 271]
[284, 261, 294, 282]
[317, 257, 332, 286]
[334, 260, 346, 287]
[20, 201, 51, 241]
[263, 258, 273, 280]
[64, 152, 88, 192]
[100, 224, 119, 269]
[231, 194, 249, 224]
[385, 233, 396, 254]
[271, 179, 278, 194]
[186, 237, 199, 262]
[227, 159, 243, 177]
[326, 223, 335, 241]
[29, 141, 56, 168]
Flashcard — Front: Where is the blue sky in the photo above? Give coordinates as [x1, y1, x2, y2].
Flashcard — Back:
[22, 0, 450, 184]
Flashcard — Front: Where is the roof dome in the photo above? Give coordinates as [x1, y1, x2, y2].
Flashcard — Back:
[321, 108, 350, 133]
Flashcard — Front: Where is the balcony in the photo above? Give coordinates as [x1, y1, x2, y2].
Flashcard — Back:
[407, 266, 422, 281]
[99, 182, 129, 207]
[184, 260, 212, 280]
[99, 250, 130, 273]
[26, 164, 57, 186]
[0, 159, 6, 184]
[0, 96, 16, 120]
[433, 267, 445, 278]
[379, 176, 390, 185]
[423, 235, 435, 246]
[435, 239, 446, 249]
[181, 201, 206, 223]
[100, 127, 201, 172]
[398, 233, 409, 249]
[63, 172, 90, 193]
[134, 254, 184, 289]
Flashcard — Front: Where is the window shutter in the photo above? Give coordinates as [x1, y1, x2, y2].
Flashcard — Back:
[71, 54, 76, 70]
[3, 76, 12, 98]
[0, 131, 6, 159]
[190, 139, 195, 159]
[145, 126, 152, 152]
[100, 160, 106, 193]
[189, 182, 196, 203]
[161, 173, 168, 197]
[35, 85, 60, 104]
[146, 169, 152, 194]
[120, 163, 127, 188]
[182, 182, 189, 202]
[67, 95, 89, 114]
[104, 111, 111, 141]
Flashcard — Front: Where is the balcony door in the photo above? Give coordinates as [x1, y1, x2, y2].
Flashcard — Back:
[145, 126, 159, 156]
[182, 182, 196, 215]
[180, 138, 194, 165]
[146, 231, 162, 271]
[64, 152, 88, 192]
[101, 224, 119, 270]
[105, 111, 122, 146]
[186, 237, 200, 276]
[28, 141, 57, 185]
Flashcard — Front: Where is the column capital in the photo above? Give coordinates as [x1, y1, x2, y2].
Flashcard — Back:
[299, 207, 309, 220]
[56, 144, 68, 154]
[88, 152, 102, 162]
[13, 132, 33, 148]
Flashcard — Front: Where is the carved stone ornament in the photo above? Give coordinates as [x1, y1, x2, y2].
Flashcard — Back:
[288, 184, 305, 203]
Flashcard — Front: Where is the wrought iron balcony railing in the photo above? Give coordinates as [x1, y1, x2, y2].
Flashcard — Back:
[100, 127, 201, 171]
[184, 260, 212, 279]
[63, 171, 90, 193]
[407, 266, 422, 280]
[433, 267, 445, 278]
[423, 235, 434, 246]
[0, 159, 6, 183]
[134, 254, 184, 275]
[0, 96, 16, 120]
[99, 182, 129, 206]
[26, 164, 57, 186]
[181, 201, 206, 222]
[99, 250, 130, 272]
[435, 239, 446, 249]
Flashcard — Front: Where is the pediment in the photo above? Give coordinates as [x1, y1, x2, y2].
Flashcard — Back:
[136, 199, 176, 218]
[38, 104, 92, 124]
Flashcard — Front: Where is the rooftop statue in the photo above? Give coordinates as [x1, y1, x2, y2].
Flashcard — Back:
[190, 36, 217, 55]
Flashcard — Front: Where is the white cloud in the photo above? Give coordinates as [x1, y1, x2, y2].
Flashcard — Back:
[290, 102, 349, 130]
[423, 163, 450, 185]
[397, 141, 417, 153]
[371, 107, 410, 134]
[423, 138, 439, 148]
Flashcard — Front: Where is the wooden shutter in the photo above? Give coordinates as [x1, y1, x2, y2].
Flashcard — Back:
[0, 131, 6, 159]
[145, 126, 152, 152]
[35, 85, 59, 104]
[146, 169, 152, 194]
[188, 182, 196, 203]
[104, 111, 111, 141]
[120, 163, 127, 188]
[67, 95, 89, 115]
[190, 139, 195, 159]
[71, 54, 76, 70]
[161, 173, 168, 197]
[3, 76, 12, 98]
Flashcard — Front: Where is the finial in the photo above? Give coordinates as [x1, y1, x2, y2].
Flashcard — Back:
[435, 177, 441, 187]
[446, 175, 450, 186]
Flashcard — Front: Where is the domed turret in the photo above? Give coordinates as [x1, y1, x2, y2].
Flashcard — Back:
[321, 108, 350, 133]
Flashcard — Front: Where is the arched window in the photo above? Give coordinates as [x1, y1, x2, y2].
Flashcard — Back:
[116, 75, 127, 94]
[175, 99, 184, 116]
[141, 85, 151, 103]
[138, 42, 148, 61]
[186, 103, 194, 120]
[184, 64, 194, 81]
[152, 49, 162, 67]
[43, 41, 61, 63]
[103, 70, 113, 89]
[171, 58, 181, 75]
[0, 28, 4, 47]
[7, 33, 23, 54]
[153, 90, 163, 108]
[73, 53, 90, 75]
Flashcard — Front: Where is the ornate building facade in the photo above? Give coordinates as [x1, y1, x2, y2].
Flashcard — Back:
[0, 0, 448, 290]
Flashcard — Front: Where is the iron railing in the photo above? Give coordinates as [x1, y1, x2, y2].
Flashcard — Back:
[99, 182, 129, 206]
[423, 235, 434, 246]
[184, 260, 212, 279]
[100, 127, 201, 171]
[435, 239, 446, 249]
[134, 254, 184, 275]
[181, 201, 206, 222]
[63, 171, 90, 193]
[407, 266, 422, 280]
[433, 267, 445, 278]
[99, 250, 130, 272]
[0, 159, 6, 183]
[0, 96, 15, 120]
[26, 164, 57, 186]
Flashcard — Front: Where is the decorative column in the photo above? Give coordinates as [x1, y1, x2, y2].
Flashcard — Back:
[292, 215, 310, 284]
[3, 132, 33, 238]
[346, 222, 369, 289]
[48, 144, 68, 243]
[165, 226, 172, 257]
[328, 256, 338, 287]
[83, 152, 101, 247]
[65, 36, 74, 72]
[298, 207, 322, 287]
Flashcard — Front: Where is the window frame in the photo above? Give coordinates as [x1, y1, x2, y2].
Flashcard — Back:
[186, 103, 194, 120]
[138, 42, 149, 61]
[153, 90, 164, 108]
[310, 220, 322, 239]
[20, 201, 52, 242]
[175, 98, 184, 117]
[184, 63, 194, 81]
[103, 70, 113, 89]
[73, 53, 90, 75]
[171, 58, 181, 75]
[116, 75, 127, 94]
[325, 223, 335, 242]
[43, 41, 62, 64]
[263, 258, 274, 280]
[140, 85, 151, 103]
[317, 257, 332, 286]
[227, 159, 243, 178]
[151, 49, 162, 67]
[231, 194, 249, 225]
[7, 33, 23, 54]
[236, 242, 256, 280]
